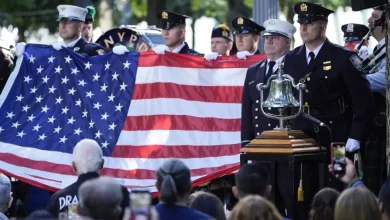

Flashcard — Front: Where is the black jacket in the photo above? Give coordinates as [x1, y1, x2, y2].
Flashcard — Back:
[46, 172, 129, 217]
[71, 38, 105, 57]
[178, 42, 203, 56]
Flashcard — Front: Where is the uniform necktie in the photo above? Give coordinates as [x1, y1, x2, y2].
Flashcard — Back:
[267, 61, 276, 76]
[308, 52, 315, 65]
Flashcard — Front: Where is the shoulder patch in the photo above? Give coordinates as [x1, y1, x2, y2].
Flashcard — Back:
[350, 54, 362, 71]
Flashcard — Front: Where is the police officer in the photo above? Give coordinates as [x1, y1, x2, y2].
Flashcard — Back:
[282, 2, 374, 212]
[341, 23, 370, 59]
[152, 11, 202, 56]
[82, 5, 96, 42]
[232, 16, 265, 59]
[204, 24, 233, 60]
[361, 5, 387, 195]
[241, 19, 296, 217]
[16, 5, 105, 58]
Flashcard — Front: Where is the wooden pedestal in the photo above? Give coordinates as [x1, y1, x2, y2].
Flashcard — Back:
[240, 130, 325, 154]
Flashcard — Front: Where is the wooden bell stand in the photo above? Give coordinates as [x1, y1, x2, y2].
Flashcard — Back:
[240, 129, 327, 220]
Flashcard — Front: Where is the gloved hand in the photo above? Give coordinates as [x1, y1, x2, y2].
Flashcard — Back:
[356, 45, 369, 60]
[204, 52, 219, 61]
[15, 42, 26, 57]
[112, 45, 129, 55]
[152, 45, 169, 55]
[345, 138, 360, 152]
[52, 41, 67, 51]
[236, 51, 251, 59]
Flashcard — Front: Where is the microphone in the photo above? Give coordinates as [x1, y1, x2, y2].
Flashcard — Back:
[302, 113, 326, 127]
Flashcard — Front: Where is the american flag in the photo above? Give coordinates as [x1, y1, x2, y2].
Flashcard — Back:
[0, 44, 265, 193]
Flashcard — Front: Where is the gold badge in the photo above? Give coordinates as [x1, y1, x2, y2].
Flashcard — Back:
[219, 24, 229, 31]
[74, 47, 80, 52]
[300, 3, 308, 12]
[222, 30, 228, 37]
[162, 11, 168, 19]
[347, 23, 354, 32]
[323, 65, 332, 71]
[237, 17, 244, 25]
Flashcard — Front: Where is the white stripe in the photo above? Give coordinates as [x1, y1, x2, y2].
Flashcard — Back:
[117, 130, 240, 146]
[0, 56, 23, 108]
[136, 66, 247, 86]
[127, 98, 241, 119]
[0, 142, 239, 171]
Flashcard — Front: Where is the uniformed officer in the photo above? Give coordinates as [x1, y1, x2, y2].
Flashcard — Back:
[282, 2, 374, 214]
[341, 23, 370, 59]
[204, 24, 233, 60]
[16, 5, 105, 58]
[232, 16, 265, 59]
[241, 19, 297, 148]
[152, 11, 202, 56]
[361, 5, 387, 195]
[82, 5, 96, 42]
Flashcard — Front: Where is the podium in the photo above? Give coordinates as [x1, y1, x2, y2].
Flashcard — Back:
[240, 130, 327, 220]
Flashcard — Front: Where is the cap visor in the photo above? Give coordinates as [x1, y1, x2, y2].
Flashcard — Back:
[263, 32, 288, 38]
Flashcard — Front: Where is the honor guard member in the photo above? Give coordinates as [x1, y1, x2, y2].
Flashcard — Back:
[232, 16, 265, 59]
[341, 23, 370, 59]
[152, 11, 202, 56]
[361, 5, 388, 195]
[82, 5, 96, 42]
[282, 1, 374, 213]
[16, 5, 105, 58]
[204, 24, 233, 60]
[241, 19, 296, 217]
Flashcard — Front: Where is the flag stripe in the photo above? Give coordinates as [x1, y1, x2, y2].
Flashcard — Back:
[0, 153, 238, 180]
[123, 115, 240, 132]
[132, 82, 243, 103]
[110, 144, 240, 158]
[135, 67, 248, 86]
[116, 130, 240, 146]
[138, 52, 266, 69]
[127, 98, 241, 118]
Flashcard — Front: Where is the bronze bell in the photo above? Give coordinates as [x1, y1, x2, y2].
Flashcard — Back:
[262, 68, 300, 108]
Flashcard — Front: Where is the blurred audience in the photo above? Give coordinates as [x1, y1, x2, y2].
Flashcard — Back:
[0, 174, 12, 220]
[229, 195, 282, 220]
[189, 191, 226, 220]
[309, 188, 340, 220]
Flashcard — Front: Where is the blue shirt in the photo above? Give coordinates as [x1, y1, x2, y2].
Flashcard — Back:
[367, 38, 386, 97]
[155, 204, 213, 220]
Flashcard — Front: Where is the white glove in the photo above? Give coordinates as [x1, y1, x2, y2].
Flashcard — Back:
[112, 45, 129, 55]
[204, 52, 219, 61]
[236, 51, 251, 59]
[345, 138, 360, 152]
[16, 42, 26, 57]
[356, 45, 369, 60]
[152, 45, 169, 55]
[52, 41, 67, 50]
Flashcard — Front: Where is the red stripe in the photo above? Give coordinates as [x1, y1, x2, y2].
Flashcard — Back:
[27, 174, 61, 183]
[111, 144, 240, 158]
[0, 153, 238, 180]
[123, 115, 240, 132]
[138, 51, 266, 68]
[132, 83, 243, 103]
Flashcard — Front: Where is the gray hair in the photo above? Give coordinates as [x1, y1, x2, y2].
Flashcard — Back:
[72, 139, 103, 175]
[0, 174, 11, 213]
[156, 159, 191, 205]
[78, 177, 123, 220]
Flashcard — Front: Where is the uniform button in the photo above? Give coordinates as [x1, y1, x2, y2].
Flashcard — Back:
[268, 107, 271, 110]
[257, 132, 260, 136]
[255, 124, 258, 127]
[255, 108, 258, 111]
[330, 121, 333, 124]
[256, 100, 259, 103]
[268, 123, 271, 127]
[325, 76, 328, 79]
[307, 77, 310, 81]
[304, 102, 309, 105]
[255, 116, 258, 119]
[305, 89, 309, 93]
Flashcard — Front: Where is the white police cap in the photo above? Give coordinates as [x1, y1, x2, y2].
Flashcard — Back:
[57, 5, 88, 22]
[262, 19, 296, 39]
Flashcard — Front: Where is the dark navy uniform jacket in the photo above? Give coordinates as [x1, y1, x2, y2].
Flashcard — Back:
[71, 38, 106, 57]
[178, 42, 203, 56]
[283, 39, 374, 146]
[241, 59, 281, 148]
